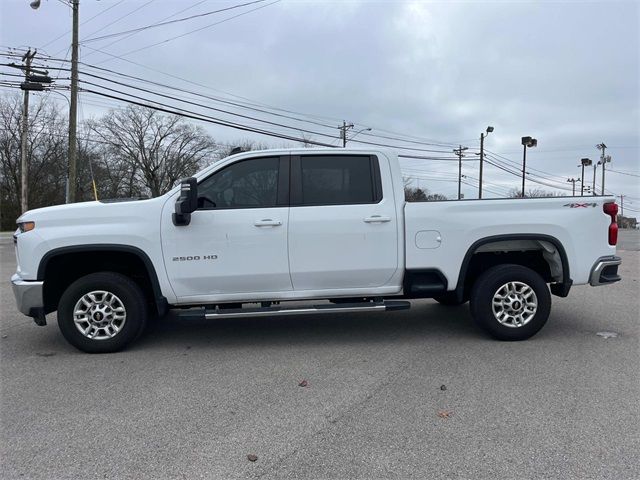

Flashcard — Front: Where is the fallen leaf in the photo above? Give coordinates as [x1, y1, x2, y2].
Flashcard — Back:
[298, 379, 309, 387]
[247, 454, 258, 462]
[440, 385, 447, 391]
[1, 335, 7, 339]
[437, 410, 452, 418]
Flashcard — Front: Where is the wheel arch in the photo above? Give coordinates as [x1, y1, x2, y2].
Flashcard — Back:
[37, 244, 168, 316]
[455, 234, 572, 301]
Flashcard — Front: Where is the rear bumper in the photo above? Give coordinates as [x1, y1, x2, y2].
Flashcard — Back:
[589, 256, 622, 286]
[11, 274, 46, 325]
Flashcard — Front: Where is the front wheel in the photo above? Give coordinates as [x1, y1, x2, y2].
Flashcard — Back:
[57, 272, 148, 353]
[470, 264, 551, 341]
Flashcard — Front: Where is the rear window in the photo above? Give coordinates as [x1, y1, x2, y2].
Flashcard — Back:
[299, 155, 380, 205]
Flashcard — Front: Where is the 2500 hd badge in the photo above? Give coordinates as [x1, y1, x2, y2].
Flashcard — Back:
[172, 255, 217, 261]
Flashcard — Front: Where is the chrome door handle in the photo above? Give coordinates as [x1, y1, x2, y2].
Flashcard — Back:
[254, 219, 282, 227]
[364, 215, 391, 223]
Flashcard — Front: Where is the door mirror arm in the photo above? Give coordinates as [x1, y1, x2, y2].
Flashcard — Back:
[173, 177, 198, 226]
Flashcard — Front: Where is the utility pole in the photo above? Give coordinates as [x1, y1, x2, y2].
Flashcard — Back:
[620, 195, 624, 218]
[338, 120, 354, 147]
[453, 145, 468, 200]
[478, 126, 494, 199]
[592, 163, 597, 196]
[68, 0, 80, 203]
[19, 49, 37, 214]
[567, 177, 579, 196]
[596, 143, 611, 196]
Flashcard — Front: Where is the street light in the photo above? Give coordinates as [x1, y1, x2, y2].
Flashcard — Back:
[478, 126, 494, 199]
[30, 0, 79, 203]
[520, 136, 537, 197]
[350, 127, 372, 141]
[579, 158, 592, 196]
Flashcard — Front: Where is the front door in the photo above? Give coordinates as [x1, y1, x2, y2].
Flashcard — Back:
[161, 155, 292, 301]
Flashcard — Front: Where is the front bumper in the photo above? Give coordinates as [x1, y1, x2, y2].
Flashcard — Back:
[589, 256, 622, 286]
[11, 274, 46, 325]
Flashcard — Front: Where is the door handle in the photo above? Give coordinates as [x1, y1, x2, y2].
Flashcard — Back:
[363, 215, 391, 223]
[254, 219, 282, 227]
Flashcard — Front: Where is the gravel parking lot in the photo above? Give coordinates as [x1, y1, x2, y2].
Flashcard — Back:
[1, 232, 639, 480]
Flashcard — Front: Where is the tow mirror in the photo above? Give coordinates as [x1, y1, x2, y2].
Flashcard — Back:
[173, 177, 198, 226]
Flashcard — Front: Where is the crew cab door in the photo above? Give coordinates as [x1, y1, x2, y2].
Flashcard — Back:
[288, 153, 399, 291]
[161, 155, 292, 300]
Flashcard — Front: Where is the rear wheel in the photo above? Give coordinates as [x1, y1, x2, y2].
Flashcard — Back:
[57, 272, 147, 353]
[469, 264, 551, 341]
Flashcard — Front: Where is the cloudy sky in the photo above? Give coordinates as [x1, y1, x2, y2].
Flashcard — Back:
[1, 0, 638, 207]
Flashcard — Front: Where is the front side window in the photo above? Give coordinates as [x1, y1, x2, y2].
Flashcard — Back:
[299, 155, 379, 205]
[197, 157, 279, 209]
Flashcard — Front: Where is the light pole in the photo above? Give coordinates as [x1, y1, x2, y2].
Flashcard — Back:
[579, 158, 592, 196]
[453, 145, 468, 200]
[592, 162, 598, 196]
[478, 126, 494, 199]
[520, 136, 537, 197]
[30, 0, 79, 203]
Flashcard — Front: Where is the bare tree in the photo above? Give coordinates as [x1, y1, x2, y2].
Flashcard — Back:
[0, 94, 68, 229]
[215, 139, 271, 161]
[90, 106, 217, 197]
[507, 187, 557, 198]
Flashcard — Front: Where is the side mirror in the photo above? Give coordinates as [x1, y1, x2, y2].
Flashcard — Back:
[172, 177, 198, 226]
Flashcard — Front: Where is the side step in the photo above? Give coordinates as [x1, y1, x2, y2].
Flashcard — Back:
[177, 300, 410, 320]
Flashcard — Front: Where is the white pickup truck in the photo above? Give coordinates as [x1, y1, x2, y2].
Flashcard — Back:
[11, 148, 621, 353]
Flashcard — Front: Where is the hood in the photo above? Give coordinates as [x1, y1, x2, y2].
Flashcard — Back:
[17, 197, 166, 227]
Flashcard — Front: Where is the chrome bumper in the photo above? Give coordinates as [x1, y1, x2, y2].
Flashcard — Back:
[11, 274, 44, 316]
[589, 256, 622, 286]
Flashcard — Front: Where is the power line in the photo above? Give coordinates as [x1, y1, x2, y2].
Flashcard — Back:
[85, 0, 213, 54]
[83, 0, 268, 44]
[52, 0, 157, 56]
[40, 0, 127, 49]
[97, 0, 281, 61]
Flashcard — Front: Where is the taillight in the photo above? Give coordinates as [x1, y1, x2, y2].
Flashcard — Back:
[603, 202, 618, 246]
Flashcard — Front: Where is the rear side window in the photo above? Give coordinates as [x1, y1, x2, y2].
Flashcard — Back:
[298, 155, 381, 205]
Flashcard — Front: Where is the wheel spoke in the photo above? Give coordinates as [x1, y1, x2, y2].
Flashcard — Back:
[492, 281, 538, 328]
[72, 290, 127, 341]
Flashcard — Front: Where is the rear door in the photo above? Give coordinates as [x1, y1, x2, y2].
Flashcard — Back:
[287, 153, 399, 290]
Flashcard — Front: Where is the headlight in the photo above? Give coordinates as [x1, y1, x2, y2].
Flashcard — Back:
[17, 221, 35, 233]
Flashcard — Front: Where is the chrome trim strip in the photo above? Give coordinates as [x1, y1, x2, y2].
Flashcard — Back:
[204, 304, 387, 320]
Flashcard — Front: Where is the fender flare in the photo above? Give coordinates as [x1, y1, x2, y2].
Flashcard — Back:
[37, 244, 168, 315]
[454, 233, 572, 300]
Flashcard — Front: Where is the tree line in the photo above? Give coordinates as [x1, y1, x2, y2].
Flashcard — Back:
[2, 93, 555, 230]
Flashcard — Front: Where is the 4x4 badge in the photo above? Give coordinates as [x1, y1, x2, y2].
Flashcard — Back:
[563, 203, 597, 208]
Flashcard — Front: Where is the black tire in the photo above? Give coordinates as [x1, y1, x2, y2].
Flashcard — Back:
[57, 272, 148, 353]
[433, 292, 467, 306]
[469, 264, 551, 341]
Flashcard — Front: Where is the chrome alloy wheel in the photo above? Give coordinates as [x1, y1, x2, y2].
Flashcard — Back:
[73, 290, 127, 340]
[491, 281, 538, 328]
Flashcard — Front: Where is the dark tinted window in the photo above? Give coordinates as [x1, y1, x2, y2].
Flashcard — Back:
[300, 155, 377, 205]
[197, 157, 279, 209]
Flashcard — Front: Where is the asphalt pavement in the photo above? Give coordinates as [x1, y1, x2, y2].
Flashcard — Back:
[1, 233, 638, 479]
